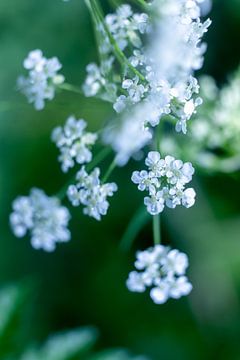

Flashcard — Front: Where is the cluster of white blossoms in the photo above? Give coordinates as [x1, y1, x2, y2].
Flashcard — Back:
[110, 0, 210, 125]
[132, 151, 196, 215]
[100, 0, 211, 165]
[67, 166, 118, 221]
[127, 245, 192, 304]
[10, 188, 71, 252]
[105, 4, 149, 51]
[11, 0, 213, 304]
[17, 50, 64, 110]
[51, 116, 97, 173]
[82, 5, 149, 102]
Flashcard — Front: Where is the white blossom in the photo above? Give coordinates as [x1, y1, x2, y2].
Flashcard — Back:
[132, 151, 196, 214]
[10, 188, 71, 252]
[103, 105, 152, 166]
[105, 4, 149, 51]
[127, 245, 192, 304]
[17, 49, 64, 110]
[52, 116, 97, 172]
[67, 166, 117, 221]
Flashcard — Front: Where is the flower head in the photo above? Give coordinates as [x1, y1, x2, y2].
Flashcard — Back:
[52, 116, 97, 172]
[127, 245, 192, 304]
[132, 151, 196, 214]
[10, 188, 71, 252]
[67, 166, 118, 221]
[17, 49, 64, 110]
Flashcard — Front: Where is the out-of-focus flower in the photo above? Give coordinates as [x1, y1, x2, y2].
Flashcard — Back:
[10, 188, 71, 252]
[17, 49, 64, 110]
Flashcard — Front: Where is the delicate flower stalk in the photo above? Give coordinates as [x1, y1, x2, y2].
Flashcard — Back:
[153, 214, 161, 245]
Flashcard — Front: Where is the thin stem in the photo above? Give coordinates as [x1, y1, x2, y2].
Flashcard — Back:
[130, 0, 149, 10]
[56, 147, 112, 200]
[155, 122, 162, 152]
[85, 0, 105, 64]
[59, 83, 84, 95]
[153, 214, 161, 245]
[102, 157, 116, 182]
[108, 0, 121, 8]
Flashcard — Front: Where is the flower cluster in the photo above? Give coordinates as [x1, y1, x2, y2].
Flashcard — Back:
[67, 166, 118, 221]
[127, 245, 192, 304]
[83, 4, 149, 102]
[82, 61, 117, 102]
[52, 116, 97, 173]
[132, 151, 196, 215]
[99, 1, 211, 165]
[106, 4, 149, 51]
[10, 188, 71, 252]
[17, 49, 64, 110]
[108, 1, 210, 129]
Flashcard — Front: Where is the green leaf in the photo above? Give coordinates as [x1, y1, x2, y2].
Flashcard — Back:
[21, 327, 98, 360]
[88, 349, 148, 360]
[0, 282, 31, 357]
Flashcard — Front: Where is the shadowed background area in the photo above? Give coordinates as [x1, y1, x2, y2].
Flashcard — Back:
[0, 0, 240, 359]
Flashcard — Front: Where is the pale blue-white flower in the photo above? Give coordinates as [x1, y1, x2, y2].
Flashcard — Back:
[10, 188, 71, 252]
[132, 151, 196, 215]
[52, 116, 97, 173]
[18, 49, 64, 110]
[127, 245, 192, 304]
[67, 166, 117, 221]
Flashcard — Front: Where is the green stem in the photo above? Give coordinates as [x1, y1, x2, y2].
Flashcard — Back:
[155, 122, 162, 152]
[108, 0, 121, 8]
[131, 0, 149, 10]
[102, 157, 116, 182]
[153, 214, 161, 245]
[85, 0, 105, 64]
[59, 83, 84, 95]
[56, 147, 112, 200]
[89, 0, 146, 83]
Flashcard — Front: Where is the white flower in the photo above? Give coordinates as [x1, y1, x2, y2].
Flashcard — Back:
[150, 283, 169, 304]
[169, 276, 193, 299]
[182, 188, 196, 208]
[18, 49, 64, 110]
[121, 76, 147, 108]
[132, 151, 196, 215]
[52, 116, 97, 173]
[161, 249, 189, 275]
[67, 166, 117, 221]
[127, 245, 192, 304]
[113, 95, 128, 113]
[82, 63, 105, 97]
[10, 189, 71, 252]
[126, 271, 146, 293]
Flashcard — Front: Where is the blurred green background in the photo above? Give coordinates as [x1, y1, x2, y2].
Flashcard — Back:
[1, 0, 240, 359]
